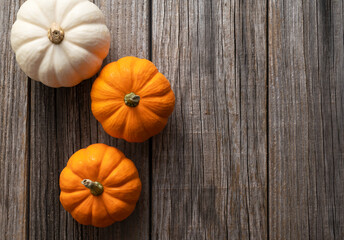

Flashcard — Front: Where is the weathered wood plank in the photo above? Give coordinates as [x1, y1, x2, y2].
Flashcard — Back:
[28, 0, 150, 239]
[0, 0, 28, 239]
[268, 0, 344, 239]
[151, 0, 267, 239]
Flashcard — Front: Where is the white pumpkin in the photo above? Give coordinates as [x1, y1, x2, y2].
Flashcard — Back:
[11, 0, 111, 88]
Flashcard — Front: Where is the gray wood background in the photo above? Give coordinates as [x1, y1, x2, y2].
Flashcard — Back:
[0, 0, 343, 239]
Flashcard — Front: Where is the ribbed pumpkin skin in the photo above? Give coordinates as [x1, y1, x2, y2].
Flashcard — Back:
[91, 56, 175, 142]
[11, 0, 110, 88]
[59, 144, 142, 227]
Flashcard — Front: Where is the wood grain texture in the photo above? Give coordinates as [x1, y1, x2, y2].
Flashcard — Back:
[151, 1, 267, 239]
[268, 0, 344, 239]
[0, 0, 28, 239]
[28, 0, 150, 239]
[3, 0, 344, 239]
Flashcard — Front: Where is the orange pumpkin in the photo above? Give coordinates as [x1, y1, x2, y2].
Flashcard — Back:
[91, 56, 175, 142]
[59, 143, 142, 227]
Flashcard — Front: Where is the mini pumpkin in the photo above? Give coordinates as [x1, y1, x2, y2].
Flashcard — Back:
[11, 0, 110, 87]
[91, 56, 175, 142]
[59, 143, 142, 227]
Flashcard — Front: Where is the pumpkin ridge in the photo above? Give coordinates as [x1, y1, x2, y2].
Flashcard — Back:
[61, 1, 106, 31]
[53, 0, 57, 24]
[138, 102, 169, 119]
[138, 85, 172, 98]
[137, 106, 168, 139]
[15, 37, 50, 57]
[37, 45, 60, 87]
[133, 68, 159, 93]
[15, 39, 51, 81]
[57, 0, 85, 25]
[147, 68, 159, 81]
[54, 47, 81, 86]
[84, 146, 104, 181]
[66, 148, 94, 179]
[64, 24, 110, 59]
[60, 187, 83, 193]
[15, 17, 47, 32]
[139, 91, 176, 119]
[140, 104, 168, 138]
[136, 73, 172, 98]
[64, 40, 103, 63]
[60, 190, 89, 212]
[101, 192, 136, 222]
[92, 101, 123, 123]
[36, 44, 54, 80]
[59, 167, 84, 192]
[92, 76, 127, 98]
[122, 109, 140, 141]
[103, 194, 137, 205]
[55, 45, 82, 86]
[38, 0, 57, 23]
[64, 34, 106, 59]
[92, 96, 124, 104]
[117, 57, 138, 91]
[91, 198, 105, 226]
[104, 186, 141, 204]
[99, 195, 116, 222]
[101, 81, 127, 96]
[71, 195, 94, 225]
[61, 41, 104, 82]
[59, 43, 79, 75]
[92, 144, 110, 181]
[101, 106, 127, 138]
[65, 166, 88, 182]
[102, 160, 138, 187]
[51, 47, 64, 87]
[132, 108, 151, 138]
[98, 148, 125, 182]
[13, 34, 46, 52]
[118, 110, 129, 138]
[105, 62, 132, 94]
[20, 0, 51, 28]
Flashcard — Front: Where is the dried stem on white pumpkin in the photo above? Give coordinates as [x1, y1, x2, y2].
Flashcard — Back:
[48, 23, 64, 44]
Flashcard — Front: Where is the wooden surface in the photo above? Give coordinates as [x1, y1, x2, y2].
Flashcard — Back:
[269, 0, 344, 239]
[151, 1, 267, 239]
[0, 0, 27, 239]
[0, 0, 343, 239]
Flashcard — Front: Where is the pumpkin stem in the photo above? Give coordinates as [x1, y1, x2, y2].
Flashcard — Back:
[48, 23, 64, 44]
[81, 179, 104, 196]
[124, 92, 140, 107]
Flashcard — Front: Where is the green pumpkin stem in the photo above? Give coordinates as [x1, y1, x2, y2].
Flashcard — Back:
[81, 179, 104, 196]
[124, 92, 140, 107]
